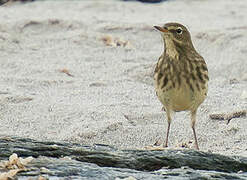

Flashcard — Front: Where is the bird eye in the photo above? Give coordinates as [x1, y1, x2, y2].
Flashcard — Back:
[176, 28, 182, 34]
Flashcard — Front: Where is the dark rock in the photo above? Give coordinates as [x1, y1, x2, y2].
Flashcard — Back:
[0, 136, 247, 179]
[15, 157, 247, 179]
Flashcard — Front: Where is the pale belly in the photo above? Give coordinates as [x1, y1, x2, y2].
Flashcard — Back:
[156, 84, 207, 112]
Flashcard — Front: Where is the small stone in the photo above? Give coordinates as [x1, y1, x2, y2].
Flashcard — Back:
[101, 35, 115, 46]
[229, 78, 239, 84]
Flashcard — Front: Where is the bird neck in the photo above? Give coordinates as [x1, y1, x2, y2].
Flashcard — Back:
[164, 38, 179, 60]
[164, 38, 196, 60]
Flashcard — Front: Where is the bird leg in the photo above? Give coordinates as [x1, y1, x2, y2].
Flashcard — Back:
[164, 108, 172, 147]
[191, 110, 199, 150]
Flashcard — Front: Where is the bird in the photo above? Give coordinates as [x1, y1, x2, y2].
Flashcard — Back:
[153, 22, 209, 150]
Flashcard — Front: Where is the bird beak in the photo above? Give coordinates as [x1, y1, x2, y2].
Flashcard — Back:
[154, 26, 169, 33]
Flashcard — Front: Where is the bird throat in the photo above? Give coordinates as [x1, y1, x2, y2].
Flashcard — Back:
[164, 37, 179, 60]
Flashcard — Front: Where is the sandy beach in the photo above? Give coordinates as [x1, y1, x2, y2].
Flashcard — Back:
[0, 0, 246, 157]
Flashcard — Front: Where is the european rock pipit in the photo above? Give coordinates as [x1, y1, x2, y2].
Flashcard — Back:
[154, 22, 209, 150]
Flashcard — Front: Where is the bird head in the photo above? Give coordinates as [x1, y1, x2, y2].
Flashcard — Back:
[154, 22, 193, 49]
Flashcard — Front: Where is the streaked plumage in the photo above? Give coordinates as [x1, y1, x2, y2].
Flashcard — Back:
[154, 22, 209, 150]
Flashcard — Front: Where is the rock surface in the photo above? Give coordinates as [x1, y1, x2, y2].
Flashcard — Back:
[0, 136, 247, 179]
